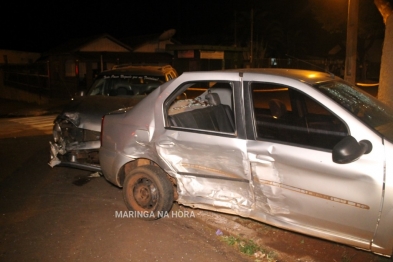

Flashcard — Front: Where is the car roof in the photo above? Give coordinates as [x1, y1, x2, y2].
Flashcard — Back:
[227, 68, 337, 85]
[179, 68, 337, 86]
[99, 65, 175, 77]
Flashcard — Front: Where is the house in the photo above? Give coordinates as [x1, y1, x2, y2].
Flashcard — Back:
[166, 44, 247, 74]
[0, 49, 41, 65]
[121, 29, 178, 54]
[38, 33, 175, 98]
[0, 50, 41, 102]
[1, 30, 247, 103]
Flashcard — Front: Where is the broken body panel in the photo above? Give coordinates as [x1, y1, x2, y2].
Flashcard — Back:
[49, 65, 178, 171]
[49, 95, 145, 171]
[99, 69, 393, 256]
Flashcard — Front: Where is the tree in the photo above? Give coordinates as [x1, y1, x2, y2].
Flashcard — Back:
[309, 1, 348, 33]
[309, 0, 384, 82]
[374, 0, 393, 107]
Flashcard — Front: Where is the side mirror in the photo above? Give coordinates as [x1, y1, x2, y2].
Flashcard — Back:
[332, 136, 372, 164]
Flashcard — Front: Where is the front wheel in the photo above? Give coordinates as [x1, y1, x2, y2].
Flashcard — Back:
[123, 165, 174, 220]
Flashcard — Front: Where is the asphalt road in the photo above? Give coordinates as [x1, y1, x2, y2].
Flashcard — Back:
[0, 134, 253, 261]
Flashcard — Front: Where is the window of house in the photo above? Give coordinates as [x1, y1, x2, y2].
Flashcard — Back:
[251, 82, 348, 150]
[166, 81, 235, 134]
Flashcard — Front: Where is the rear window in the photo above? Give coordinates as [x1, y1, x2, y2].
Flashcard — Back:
[88, 75, 165, 96]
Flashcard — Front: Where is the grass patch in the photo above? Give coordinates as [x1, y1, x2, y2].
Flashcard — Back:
[341, 252, 352, 262]
[220, 235, 277, 261]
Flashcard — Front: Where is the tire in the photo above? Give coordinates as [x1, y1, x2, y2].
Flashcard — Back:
[123, 165, 174, 220]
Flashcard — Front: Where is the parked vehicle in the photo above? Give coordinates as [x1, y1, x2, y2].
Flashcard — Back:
[99, 68, 393, 257]
[49, 64, 178, 171]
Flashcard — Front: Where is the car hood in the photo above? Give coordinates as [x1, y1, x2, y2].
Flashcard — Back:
[56, 95, 146, 131]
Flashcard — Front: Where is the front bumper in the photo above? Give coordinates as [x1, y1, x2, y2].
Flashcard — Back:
[49, 118, 102, 172]
[49, 141, 102, 172]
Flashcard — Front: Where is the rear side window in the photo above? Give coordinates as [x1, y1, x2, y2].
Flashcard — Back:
[165, 81, 236, 134]
[251, 82, 348, 150]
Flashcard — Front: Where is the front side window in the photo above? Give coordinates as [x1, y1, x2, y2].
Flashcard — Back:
[165, 81, 235, 134]
[251, 82, 348, 150]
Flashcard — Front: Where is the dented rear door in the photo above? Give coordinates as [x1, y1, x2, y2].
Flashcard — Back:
[156, 78, 254, 216]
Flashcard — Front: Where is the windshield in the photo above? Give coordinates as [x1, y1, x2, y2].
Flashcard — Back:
[88, 74, 165, 96]
[314, 80, 393, 142]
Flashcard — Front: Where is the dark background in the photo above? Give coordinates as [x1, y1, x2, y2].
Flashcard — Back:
[2, 0, 393, 58]
[1, 0, 324, 52]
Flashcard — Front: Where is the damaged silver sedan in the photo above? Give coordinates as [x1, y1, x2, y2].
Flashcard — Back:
[99, 69, 393, 257]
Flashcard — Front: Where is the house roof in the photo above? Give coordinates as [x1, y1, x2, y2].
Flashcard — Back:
[121, 34, 160, 49]
[121, 33, 181, 50]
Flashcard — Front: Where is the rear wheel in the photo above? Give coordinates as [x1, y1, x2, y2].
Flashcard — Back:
[123, 165, 174, 220]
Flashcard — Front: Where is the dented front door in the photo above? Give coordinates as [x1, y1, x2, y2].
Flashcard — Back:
[245, 79, 384, 249]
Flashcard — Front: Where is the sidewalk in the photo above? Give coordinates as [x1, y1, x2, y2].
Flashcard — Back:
[0, 98, 69, 118]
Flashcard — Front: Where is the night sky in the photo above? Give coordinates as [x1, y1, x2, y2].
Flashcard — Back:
[0, 0, 388, 56]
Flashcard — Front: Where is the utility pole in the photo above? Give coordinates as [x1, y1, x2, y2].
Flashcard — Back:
[344, 0, 359, 85]
[234, 11, 237, 47]
[250, 9, 254, 67]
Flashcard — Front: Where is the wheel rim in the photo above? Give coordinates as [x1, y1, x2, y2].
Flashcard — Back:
[132, 177, 158, 210]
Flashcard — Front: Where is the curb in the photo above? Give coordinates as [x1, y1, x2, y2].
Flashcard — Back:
[194, 209, 258, 239]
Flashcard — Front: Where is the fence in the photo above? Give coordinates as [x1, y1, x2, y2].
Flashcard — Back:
[4, 71, 50, 96]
